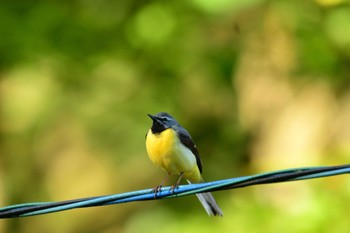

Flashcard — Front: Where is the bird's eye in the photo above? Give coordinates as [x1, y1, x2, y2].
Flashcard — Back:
[160, 117, 168, 121]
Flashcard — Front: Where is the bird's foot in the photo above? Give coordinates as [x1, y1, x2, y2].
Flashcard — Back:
[151, 185, 162, 198]
[169, 184, 179, 194]
[170, 172, 184, 194]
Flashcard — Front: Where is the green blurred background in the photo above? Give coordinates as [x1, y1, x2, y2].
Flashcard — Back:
[1, 0, 350, 232]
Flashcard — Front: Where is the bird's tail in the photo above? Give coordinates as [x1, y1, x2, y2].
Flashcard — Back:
[187, 180, 223, 216]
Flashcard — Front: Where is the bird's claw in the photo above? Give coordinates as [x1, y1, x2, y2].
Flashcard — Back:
[151, 185, 162, 198]
[170, 184, 179, 194]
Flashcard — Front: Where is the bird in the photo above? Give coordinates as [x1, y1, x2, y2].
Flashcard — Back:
[145, 112, 223, 216]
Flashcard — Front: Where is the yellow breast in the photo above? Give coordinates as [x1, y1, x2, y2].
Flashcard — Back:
[146, 128, 177, 170]
[145, 128, 200, 180]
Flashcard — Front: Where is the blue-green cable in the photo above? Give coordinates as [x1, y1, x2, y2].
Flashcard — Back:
[0, 164, 349, 218]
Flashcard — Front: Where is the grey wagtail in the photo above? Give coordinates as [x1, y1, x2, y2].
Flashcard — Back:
[145, 112, 223, 216]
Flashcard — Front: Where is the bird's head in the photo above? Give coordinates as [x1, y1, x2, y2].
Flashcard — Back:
[148, 112, 178, 133]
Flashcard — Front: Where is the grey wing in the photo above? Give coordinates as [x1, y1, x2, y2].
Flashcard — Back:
[175, 126, 203, 173]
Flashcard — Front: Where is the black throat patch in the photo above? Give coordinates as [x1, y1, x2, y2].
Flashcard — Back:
[151, 121, 167, 134]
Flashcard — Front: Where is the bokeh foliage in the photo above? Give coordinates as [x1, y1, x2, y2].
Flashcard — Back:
[1, 0, 350, 232]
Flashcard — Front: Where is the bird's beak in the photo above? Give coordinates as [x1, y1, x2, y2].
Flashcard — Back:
[147, 114, 157, 121]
